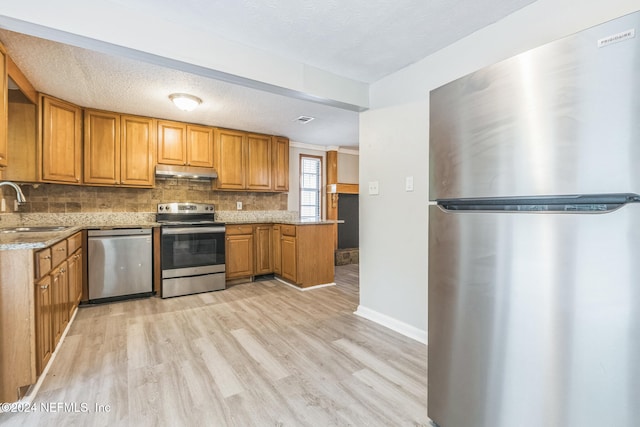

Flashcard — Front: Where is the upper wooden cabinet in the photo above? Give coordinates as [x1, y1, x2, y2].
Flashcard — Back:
[214, 128, 246, 190]
[157, 120, 214, 168]
[40, 95, 82, 184]
[84, 110, 155, 187]
[0, 43, 8, 168]
[120, 115, 156, 187]
[157, 120, 185, 165]
[2, 53, 38, 182]
[272, 136, 289, 192]
[246, 133, 272, 191]
[84, 110, 120, 185]
[214, 129, 284, 192]
[186, 124, 214, 167]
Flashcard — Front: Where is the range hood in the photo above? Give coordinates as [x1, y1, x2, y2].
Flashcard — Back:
[155, 164, 218, 180]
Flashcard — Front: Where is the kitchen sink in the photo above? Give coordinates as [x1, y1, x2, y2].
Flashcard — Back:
[0, 226, 72, 234]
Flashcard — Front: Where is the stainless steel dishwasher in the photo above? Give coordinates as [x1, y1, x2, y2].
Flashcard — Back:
[88, 228, 153, 302]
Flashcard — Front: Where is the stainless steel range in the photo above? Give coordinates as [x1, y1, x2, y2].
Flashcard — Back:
[156, 202, 226, 298]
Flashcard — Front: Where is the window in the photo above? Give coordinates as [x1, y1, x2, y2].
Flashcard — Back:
[299, 155, 322, 220]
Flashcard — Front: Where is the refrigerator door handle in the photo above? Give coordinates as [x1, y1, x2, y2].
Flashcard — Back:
[437, 193, 640, 213]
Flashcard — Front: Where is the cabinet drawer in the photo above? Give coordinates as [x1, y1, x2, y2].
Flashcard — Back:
[226, 224, 254, 235]
[67, 231, 82, 254]
[51, 240, 68, 267]
[281, 225, 296, 237]
[35, 248, 52, 279]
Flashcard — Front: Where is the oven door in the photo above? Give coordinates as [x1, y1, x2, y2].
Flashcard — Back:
[161, 225, 226, 278]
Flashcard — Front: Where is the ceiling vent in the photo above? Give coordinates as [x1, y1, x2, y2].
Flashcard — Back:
[295, 115, 315, 124]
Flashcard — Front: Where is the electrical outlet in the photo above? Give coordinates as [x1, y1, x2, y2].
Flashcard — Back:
[1, 198, 5, 212]
[236, 201, 243, 210]
[368, 181, 379, 195]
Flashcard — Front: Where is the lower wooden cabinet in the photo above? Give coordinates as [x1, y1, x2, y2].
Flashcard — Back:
[225, 225, 254, 279]
[35, 275, 53, 375]
[254, 225, 273, 275]
[223, 223, 334, 288]
[50, 261, 68, 347]
[34, 231, 83, 376]
[272, 225, 281, 275]
[278, 224, 334, 288]
[67, 248, 83, 319]
[280, 234, 297, 283]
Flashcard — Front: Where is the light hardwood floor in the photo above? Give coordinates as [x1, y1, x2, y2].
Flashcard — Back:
[1, 265, 428, 426]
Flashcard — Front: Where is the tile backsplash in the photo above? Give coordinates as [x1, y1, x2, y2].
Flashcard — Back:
[0, 179, 288, 214]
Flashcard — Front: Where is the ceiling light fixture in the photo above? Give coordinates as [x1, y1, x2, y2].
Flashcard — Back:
[169, 93, 202, 111]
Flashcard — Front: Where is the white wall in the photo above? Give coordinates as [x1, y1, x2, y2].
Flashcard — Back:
[358, 0, 640, 342]
[337, 152, 359, 184]
[287, 143, 327, 217]
[288, 144, 360, 216]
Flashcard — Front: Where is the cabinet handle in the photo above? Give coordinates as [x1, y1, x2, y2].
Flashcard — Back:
[57, 248, 66, 251]
[40, 284, 49, 290]
[76, 178, 80, 182]
[60, 268, 66, 273]
[42, 255, 51, 259]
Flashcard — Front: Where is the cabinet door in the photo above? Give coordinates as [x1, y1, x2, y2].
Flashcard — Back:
[0, 45, 7, 168]
[67, 249, 81, 319]
[281, 235, 297, 283]
[225, 233, 254, 279]
[4, 101, 38, 182]
[246, 133, 272, 191]
[272, 225, 281, 275]
[272, 136, 289, 192]
[41, 95, 82, 183]
[254, 225, 273, 275]
[50, 264, 64, 347]
[157, 120, 186, 165]
[84, 109, 120, 185]
[35, 275, 52, 376]
[59, 261, 69, 332]
[121, 115, 155, 187]
[214, 129, 246, 190]
[187, 125, 214, 167]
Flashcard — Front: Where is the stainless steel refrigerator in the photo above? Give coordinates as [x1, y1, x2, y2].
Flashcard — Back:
[428, 11, 640, 427]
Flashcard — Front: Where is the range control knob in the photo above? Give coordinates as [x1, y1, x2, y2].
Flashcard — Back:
[159, 205, 164, 211]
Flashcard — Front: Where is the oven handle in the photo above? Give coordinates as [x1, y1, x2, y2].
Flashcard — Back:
[162, 226, 226, 235]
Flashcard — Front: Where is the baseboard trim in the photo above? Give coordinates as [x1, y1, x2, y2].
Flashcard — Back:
[275, 277, 336, 291]
[354, 305, 427, 344]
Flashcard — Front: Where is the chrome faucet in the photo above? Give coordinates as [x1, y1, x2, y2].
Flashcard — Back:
[0, 181, 27, 204]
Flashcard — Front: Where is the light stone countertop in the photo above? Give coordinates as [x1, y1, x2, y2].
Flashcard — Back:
[0, 210, 341, 250]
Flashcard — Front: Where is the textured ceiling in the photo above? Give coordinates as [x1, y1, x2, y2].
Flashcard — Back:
[108, 0, 537, 84]
[0, 0, 537, 147]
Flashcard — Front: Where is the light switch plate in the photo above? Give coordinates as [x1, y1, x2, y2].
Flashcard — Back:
[368, 181, 379, 195]
[405, 176, 414, 192]
[236, 201, 243, 210]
